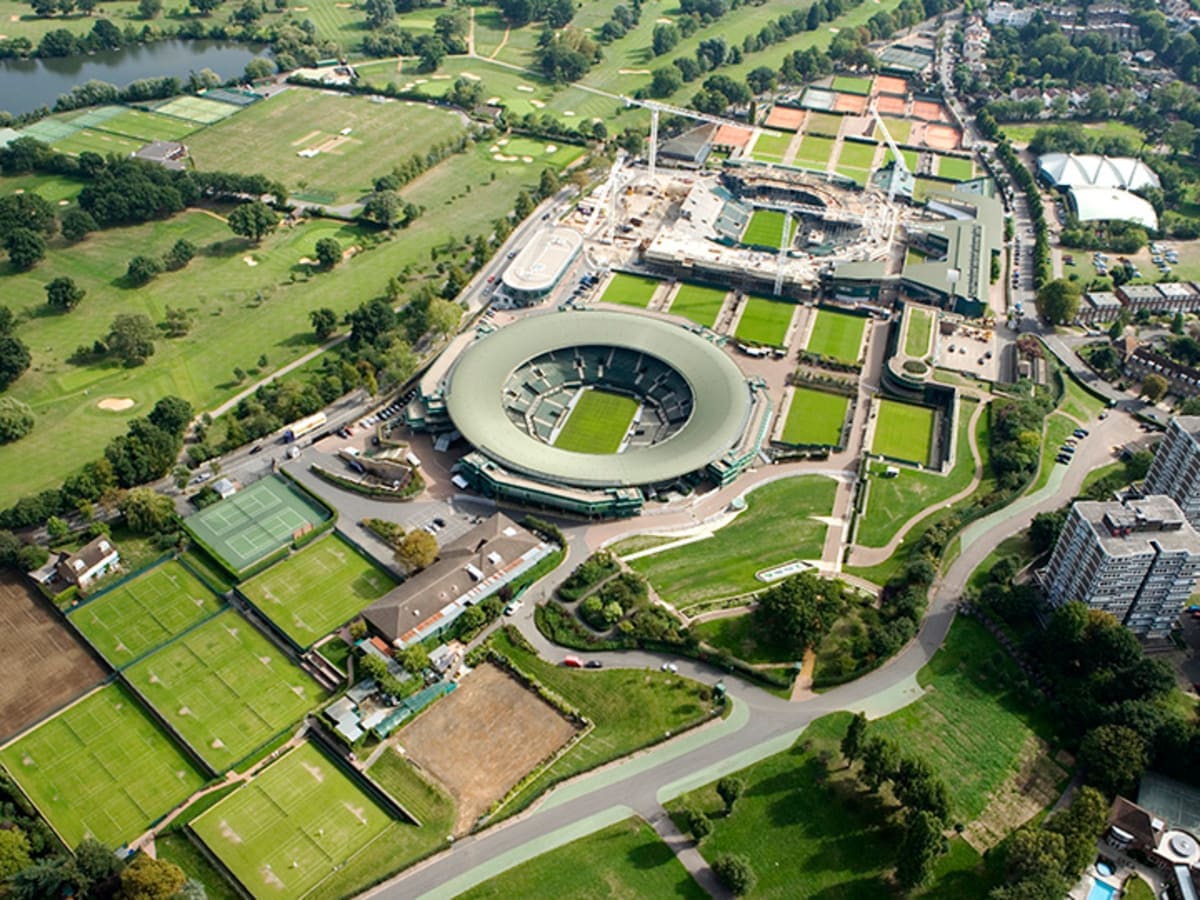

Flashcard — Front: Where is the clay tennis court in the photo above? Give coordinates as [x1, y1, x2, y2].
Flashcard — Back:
[925, 123, 963, 151]
[764, 106, 806, 131]
[396, 664, 578, 833]
[874, 75, 909, 96]
[913, 99, 952, 122]
[876, 94, 908, 116]
[833, 92, 868, 114]
[0, 574, 105, 742]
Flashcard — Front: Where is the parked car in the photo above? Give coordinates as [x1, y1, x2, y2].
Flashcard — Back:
[585, 660, 603, 669]
[504, 599, 523, 616]
[563, 656, 583, 668]
[660, 662, 678, 673]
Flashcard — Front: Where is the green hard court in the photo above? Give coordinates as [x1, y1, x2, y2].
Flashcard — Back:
[668, 283, 728, 329]
[0, 683, 206, 847]
[240, 534, 397, 649]
[184, 475, 331, 575]
[68, 560, 224, 665]
[782, 387, 850, 446]
[872, 399, 936, 466]
[125, 610, 325, 771]
[192, 742, 392, 899]
[806, 309, 866, 363]
[600, 273, 660, 308]
[554, 389, 639, 454]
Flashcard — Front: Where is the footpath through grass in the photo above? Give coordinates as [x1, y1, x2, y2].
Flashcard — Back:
[871, 399, 936, 466]
[553, 389, 639, 454]
[781, 387, 849, 447]
[460, 816, 706, 899]
[735, 295, 795, 346]
[806, 309, 866, 362]
[629, 476, 837, 610]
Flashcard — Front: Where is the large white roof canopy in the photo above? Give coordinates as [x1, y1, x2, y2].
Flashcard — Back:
[1069, 186, 1159, 230]
[1038, 153, 1160, 191]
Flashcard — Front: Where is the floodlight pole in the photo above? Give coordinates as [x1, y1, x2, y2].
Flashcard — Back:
[648, 107, 659, 180]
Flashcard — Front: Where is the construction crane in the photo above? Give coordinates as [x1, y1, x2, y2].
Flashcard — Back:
[773, 209, 793, 296]
[871, 101, 913, 203]
[620, 96, 748, 179]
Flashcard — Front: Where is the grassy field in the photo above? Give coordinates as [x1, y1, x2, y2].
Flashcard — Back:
[92, 108, 199, 143]
[185, 88, 467, 204]
[600, 272, 661, 308]
[493, 629, 714, 810]
[192, 742, 391, 899]
[832, 75, 873, 95]
[239, 534, 397, 649]
[806, 308, 866, 362]
[904, 306, 935, 357]
[837, 139, 878, 170]
[878, 116, 914, 143]
[0, 683, 206, 847]
[485, 136, 586, 171]
[781, 387, 849, 447]
[742, 210, 794, 248]
[857, 399, 981, 547]
[751, 130, 792, 161]
[794, 135, 836, 166]
[553, 389, 639, 454]
[886, 146, 922, 172]
[935, 155, 975, 182]
[1029, 412, 1078, 495]
[1060, 373, 1107, 423]
[629, 476, 837, 609]
[460, 817, 706, 900]
[806, 112, 843, 136]
[1000, 118, 1146, 146]
[692, 612, 799, 664]
[735, 295, 794, 346]
[872, 399, 936, 466]
[126, 610, 325, 771]
[68, 560, 224, 666]
[51, 129, 142, 158]
[0, 172, 84, 203]
[155, 830, 241, 900]
[668, 283, 728, 329]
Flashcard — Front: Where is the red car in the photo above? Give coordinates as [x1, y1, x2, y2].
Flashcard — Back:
[563, 655, 583, 668]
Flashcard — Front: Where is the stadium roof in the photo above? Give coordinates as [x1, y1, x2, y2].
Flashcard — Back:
[502, 227, 583, 294]
[444, 310, 753, 488]
[1069, 186, 1159, 230]
[1037, 153, 1160, 191]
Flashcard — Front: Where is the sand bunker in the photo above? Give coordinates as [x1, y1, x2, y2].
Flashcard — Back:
[98, 397, 134, 411]
[516, 84, 534, 93]
[461, 72, 481, 81]
[529, 99, 545, 108]
[243, 256, 258, 266]
[486, 96, 500, 104]
[618, 68, 651, 75]
[545, 144, 557, 153]
[521, 156, 533, 163]
[493, 153, 518, 162]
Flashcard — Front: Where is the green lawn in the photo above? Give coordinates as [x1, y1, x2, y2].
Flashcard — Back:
[629, 476, 837, 609]
[857, 399, 981, 547]
[553, 389, 640, 454]
[872, 399, 936, 466]
[191, 742, 392, 899]
[68, 560, 225, 666]
[877, 117, 914, 144]
[781, 387, 849, 447]
[185, 88, 468, 204]
[0, 171, 84, 204]
[735, 295, 795, 346]
[485, 135, 586, 171]
[1000, 118, 1146, 146]
[52, 129, 143, 158]
[794, 135, 836, 165]
[806, 308, 866, 362]
[1060, 373, 1106, 423]
[94, 108, 199, 143]
[1029, 413, 1078, 495]
[239, 534, 397, 649]
[935, 155, 975, 182]
[904, 306, 935, 357]
[835, 166, 871, 188]
[837, 139, 878, 170]
[125, 610, 325, 772]
[886, 146, 922, 173]
[493, 628, 715, 811]
[668, 283, 728, 329]
[600, 272, 661, 308]
[460, 817, 706, 900]
[155, 830, 240, 900]
[806, 112, 843, 137]
[0, 683, 207, 847]
[692, 613, 801, 664]
[832, 75, 873, 95]
[751, 130, 792, 161]
[742, 210, 794, 248]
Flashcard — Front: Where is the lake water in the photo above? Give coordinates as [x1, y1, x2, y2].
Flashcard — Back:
[0, 40, 266, 117]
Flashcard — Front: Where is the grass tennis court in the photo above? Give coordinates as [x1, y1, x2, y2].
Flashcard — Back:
[794, 135, 836, 165]
[600, 272, 660, 308]
[904, 306, 935, 357]
[192, 742, 391, 899]
[240, 535, 397, 649]
[154, 95, 240, 124]
[185, 475, 332, 576]
[781, 387, 849, 446]
[19, 118, 78, 143]
[805, 309, 866, 363]
[668, 283, 728, 329]
[751, 130, 791, 160]
[936, 154, 975, 181]
[832, 75, 873, 95]
[806, 112, 843, 136]
[741, 209, 794, 248]
[553, 389, 639, 454]
[735, 295, 794, 346]
[877, 117, 913, 143]
[836, 167, 870, 187]
[0, 683, 206, 847]
[837, 139, 878, 170]
[95, 108, 198, 143]
[69, 561, 224, 666]
[126, 609, 325, 772]
[872, 399, 935, 466]
[51, 129, 142, 158]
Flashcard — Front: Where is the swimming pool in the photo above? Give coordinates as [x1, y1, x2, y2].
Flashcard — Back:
[1086, 878, 1117, 900]
[1096, 861, 1115, 876]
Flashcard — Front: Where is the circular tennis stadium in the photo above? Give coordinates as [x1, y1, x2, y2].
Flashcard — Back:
[443, 311, 757, 491]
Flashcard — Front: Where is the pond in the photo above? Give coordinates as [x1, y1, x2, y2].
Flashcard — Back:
[0, 40, 267, 117]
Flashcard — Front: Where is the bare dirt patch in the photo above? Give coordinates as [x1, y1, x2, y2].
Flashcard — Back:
[0, 575, 106, 741]
[961, 735, 1067, 851]
[396, 664, 578, 833]
[97, 397, 134, 411]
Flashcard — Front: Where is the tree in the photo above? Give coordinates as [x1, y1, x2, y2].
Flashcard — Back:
[309, 307, 337, 341]
[227, 201, 279, 243]
[746, 65, 777, 94]
[1078, 724, 1148, 794]
[896, 810, 947, 889]
[1029, 509, 1067, 554]
[0, 828, 31, 879]
[414, 33, 446, 71]
[1005, 825, 1067, 886]
[683, 805, 712, 840]
[362, 190, 402, 228]
[753, 571, 847, 654]
[1141, 373, 1168, 403]
[363, 0, 393, 28]
[0, 397, 35, 444]
[861, 735, 900, 791]
[426, 297, 461, 335]
[162, 238, 196, 271]
[119, 487, 177, 535]
[126, 254, 163, 286]
[107, 314, 156, 366]
[243, 57, 275, 80]
[137, 0, 161, 17]
[45, 276, 85, 311]
[649, 66, 682, 97]
[1035, 278, 1080, 325]
[116, 854, 185, 900]
[0, 306, 12, 336]
[841, 712, 868, 764]
[148, 395, 192, 435]
[652, 22, 679, 55]
[395, 529, 437, 571]
[397, 644, 429, 674]
[0, 334, 32, 390]
[61, 208, 97, 242]
[315, 237, 341, 269]
[711, 853, 755, 896]
[1172, 311, 1185, 334]
[716, 776, 744, 813]
[5, 228, 46, 271]
[1165, 120, 1197, 157]
[73, 838, 123, 890]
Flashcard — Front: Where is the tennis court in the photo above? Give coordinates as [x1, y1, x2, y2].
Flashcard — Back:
[125, 609, 325, 772]
[192, 742, 391, 898]
[750, 130, 790, 161]
[805, 112, 843, 137]
[837, 140, 878, 170]
[741, 209, 793, 247]
[764, 106, 805, 131]
[66, 105, 125, 129]
[94, 108, 198, 142]
[154, 95, 241, 124]
[185, 475, 332, 576]
[667, 283, 728, 329]
[240, 535, 397, 649]
[806, 309, 866, 363]
[794, 136, 836, 166]
[936, 155, 975, 181]
[872, 399, 935, 466]
[781, 387, 849, 447]
[68, 561, 224, 666]
[0, 683, 206, 847]
[735, 295, 794, 347]
[600, 272, 660, 308]
[52, 130, 143, 158]
[832, 75, 873, 95]
[19, 118, 79, 143]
